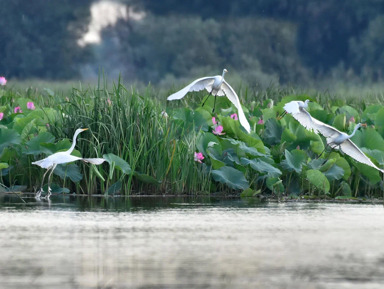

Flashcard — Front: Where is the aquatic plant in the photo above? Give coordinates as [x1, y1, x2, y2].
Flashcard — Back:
[0, 80, 383, 199]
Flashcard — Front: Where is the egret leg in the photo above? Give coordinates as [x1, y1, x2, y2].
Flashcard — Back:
[277, 111, 287, 120]
[45, 164, 57, 199]
[212, 94, 218, 113]
[36, 168, 50, 199]
[201, 91, 213, 107]
[317, 144, 329, 159]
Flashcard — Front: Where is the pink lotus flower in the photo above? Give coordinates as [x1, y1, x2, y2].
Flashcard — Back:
[349, 116, 355, 123]
[257, 118, 264, 125]
[230, 113, 238, 120]
[213, 125, 225, 135]
[0, 113, 4, 120]
[14, 106, 22, 113]
[194, 152, 204, 163]
[27, 102, 35, 110]
[212, 116, 217, 125]
[0, 77, 7, 86]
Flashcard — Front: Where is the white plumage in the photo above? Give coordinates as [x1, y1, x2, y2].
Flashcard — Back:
[284, 100, 384, 173]
[32, 128, 105, 199]
[167, 69, 251, 133]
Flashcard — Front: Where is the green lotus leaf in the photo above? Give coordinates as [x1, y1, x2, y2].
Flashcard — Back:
[306, 169, 330, 193]
[323, 164, 344, 181]
[266, 177, 284, 193]
[208, 153, 226, 170]
[241, 157, 282, 177]
[361, 148, 384, 167]
[335, 157, 351, 180]
[353, 128, 384, 151]
[281, 127, 297, 143]
[134, 172, 160, 184]
[54, 163, 83, 182]
[25, 132, 55, 155]
[332, 114, 346, 131]
[374, 108, 384, 137]
[281, 149, 307, 173]
[362, 104, 382, 122]
[337, 105, 360, 121]
[103, 153, 132, 175]
[261, 108, 276, 122]
[106, 180, 122, 195]
[0, 128, 21, 156]
[211, 166, 249, 190]
[196, 132, 221, 156]
[353, 162, 381, 184]
[264, 118, 282, 145]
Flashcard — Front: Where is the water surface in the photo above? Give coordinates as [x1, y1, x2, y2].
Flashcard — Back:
[0, 195, 383, 288]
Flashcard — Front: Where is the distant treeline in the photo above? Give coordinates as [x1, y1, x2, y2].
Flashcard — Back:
[1, 0, 384, 86]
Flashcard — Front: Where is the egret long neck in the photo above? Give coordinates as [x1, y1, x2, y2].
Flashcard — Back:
[66, 130, 81, 154]
[347, 124, 361, 139]
[221, 70, 227, 80]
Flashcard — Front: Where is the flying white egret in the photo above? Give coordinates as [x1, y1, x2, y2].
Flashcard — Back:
[284, 102, 384, 172]
[167, 69, 251, 133]
[32, 128, 105, 199]
[281, 100, 319, 133]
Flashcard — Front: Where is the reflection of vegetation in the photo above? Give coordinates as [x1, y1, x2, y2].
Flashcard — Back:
[1, 82, 384, 199]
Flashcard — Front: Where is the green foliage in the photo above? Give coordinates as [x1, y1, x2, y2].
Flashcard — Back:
[306, 169, 330, 194]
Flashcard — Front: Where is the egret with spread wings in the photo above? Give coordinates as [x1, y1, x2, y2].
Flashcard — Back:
[284, 101, 383, 173]
[32, 128, 105, 199]
[167, 69, 251, 133]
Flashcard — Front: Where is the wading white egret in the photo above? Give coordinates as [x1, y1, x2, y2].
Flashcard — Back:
[32, 128, 105, 199]
[167, 69, 251, 133]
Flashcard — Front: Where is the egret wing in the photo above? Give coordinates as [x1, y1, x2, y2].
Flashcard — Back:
[310, 117, 342, 139]
[284, 101, 301, 114]
[340, 139, 384, 173]
[82, 158, 105, 165]
[167, 77, 215, 100]
[221, 80, 251, 133]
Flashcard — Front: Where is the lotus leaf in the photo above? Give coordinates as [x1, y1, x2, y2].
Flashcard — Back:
[54, 163, 83, 182]
[264, 118, 282, 145]
[103, 153, 132, 175]
[281, 149, 307, 173]
[266, 177, 284, 192]
[211, 166, 249, 190]
[241, 157, 281, 177]
[0, 128, 21, 156]
[332, 114, 346, 131]
[352, 162, 381, 184]
[306, 169, 330, 193]
[196, 132, 221, 156]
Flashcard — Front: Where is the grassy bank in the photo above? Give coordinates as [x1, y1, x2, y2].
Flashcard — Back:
[0, 79, 383, 198]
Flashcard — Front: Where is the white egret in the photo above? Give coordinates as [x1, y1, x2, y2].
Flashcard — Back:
[167, 69, 251, 133]
[32, 128, 105, 199]
[281, 100, 319, 133]
[284, 102, 384, 172]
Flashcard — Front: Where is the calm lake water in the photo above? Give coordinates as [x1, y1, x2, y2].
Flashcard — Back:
[1, 195, 384, 289]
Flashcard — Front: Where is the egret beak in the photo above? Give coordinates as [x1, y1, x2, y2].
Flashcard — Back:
[82, 128, 89, 131]
[361, 123, 367, 127]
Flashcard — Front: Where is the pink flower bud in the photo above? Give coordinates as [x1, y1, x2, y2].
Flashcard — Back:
[194, 152, 205, 163]
[230, 113, 238, 120]
[0, 77, 7, 86]
[27, 102, 35, 110]
[14, 106, 22, 113]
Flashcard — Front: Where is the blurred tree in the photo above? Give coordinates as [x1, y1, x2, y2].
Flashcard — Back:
[0, 0, 93, 79]
[349, 15, 384, 81]
[129, 0, 384, 76]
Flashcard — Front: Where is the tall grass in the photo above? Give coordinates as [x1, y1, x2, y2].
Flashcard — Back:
[42, 78, 212, 195]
